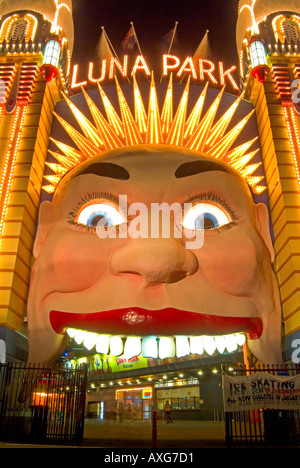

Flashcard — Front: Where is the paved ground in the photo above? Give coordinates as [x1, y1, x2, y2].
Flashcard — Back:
[1, 418, 298, 448]
[0, 419, 228, 448]
[83, 419, 227, 448]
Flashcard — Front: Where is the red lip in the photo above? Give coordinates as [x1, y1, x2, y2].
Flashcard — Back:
[50, 307, 262, 339]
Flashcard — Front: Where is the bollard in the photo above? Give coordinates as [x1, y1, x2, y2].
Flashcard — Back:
[152, 410, 157, 448]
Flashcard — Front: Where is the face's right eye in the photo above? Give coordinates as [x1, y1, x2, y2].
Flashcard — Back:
[182, 202, 232, 231]
[76, 203, 126, 229]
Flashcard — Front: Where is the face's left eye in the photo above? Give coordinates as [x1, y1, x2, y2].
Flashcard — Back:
[182, 203, 231, 231]
[76, 203, 126, 228]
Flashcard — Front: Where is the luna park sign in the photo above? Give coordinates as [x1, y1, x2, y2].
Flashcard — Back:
[71, 54, 239, 90]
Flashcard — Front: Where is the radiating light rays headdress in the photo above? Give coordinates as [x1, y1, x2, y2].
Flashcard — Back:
[43, 74, 266, 194]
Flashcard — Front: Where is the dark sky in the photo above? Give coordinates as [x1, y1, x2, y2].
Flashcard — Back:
[71, 0, 240, 72]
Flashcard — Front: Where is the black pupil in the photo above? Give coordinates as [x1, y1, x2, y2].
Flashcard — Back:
[91, 215, 108, 227]
[203, 217, 216, 229]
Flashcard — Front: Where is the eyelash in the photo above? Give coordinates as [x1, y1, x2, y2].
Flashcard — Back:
[185, 192, 238, 220]
[67, 191, 239, 234]
[67, 191, 127, 231]
[179, 191, 239, 233]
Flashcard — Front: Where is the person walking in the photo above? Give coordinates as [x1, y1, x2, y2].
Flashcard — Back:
[164, 400, 172, 423]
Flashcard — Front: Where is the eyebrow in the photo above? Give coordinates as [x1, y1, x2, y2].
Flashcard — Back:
[175, 160, 233, 178]
[73, 162, 130, 180]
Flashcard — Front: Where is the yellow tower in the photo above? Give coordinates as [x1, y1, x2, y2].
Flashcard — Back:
[237, 0, 300, 364]
[0, 0, 73, 361]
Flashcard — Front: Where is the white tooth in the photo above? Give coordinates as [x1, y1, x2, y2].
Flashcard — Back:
[235, 333, 246, 346]
[215, 335, 226, 354]
[74, 330, 85, 344]
[159, 337, 175, 359]
[142, 337, 158, 358]
[83, 332, 98, 350]
[110, 336, 123, 356]
[190, 336, 204, 355]
[124, 337, 141, 359]
[203, 336, 216, 355]
[67, 328, 76, 339]
[175, 336, 190, 357]
[96, 334, 110, 354]
[225, 334, 238, 352]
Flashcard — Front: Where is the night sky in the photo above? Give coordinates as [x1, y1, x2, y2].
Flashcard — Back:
[71, 0, 241, 73]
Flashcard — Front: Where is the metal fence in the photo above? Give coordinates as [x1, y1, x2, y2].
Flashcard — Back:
[0, 362, 87, 445]
[223, 364, 300, 447]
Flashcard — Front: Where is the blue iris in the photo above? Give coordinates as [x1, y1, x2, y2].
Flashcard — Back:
[194, 213, 219, 230]
[86, 211, 113, 228]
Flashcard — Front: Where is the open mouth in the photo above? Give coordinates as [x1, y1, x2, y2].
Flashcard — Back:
[50, 307, 262, 359]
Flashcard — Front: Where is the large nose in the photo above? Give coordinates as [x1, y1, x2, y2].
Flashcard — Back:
[109, 238, 198, 286]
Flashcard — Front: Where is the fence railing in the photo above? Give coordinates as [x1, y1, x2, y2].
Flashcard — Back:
[0, 362, 87, 445]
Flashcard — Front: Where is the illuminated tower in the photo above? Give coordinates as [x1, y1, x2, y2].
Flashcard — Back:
[0, 0, 73, 361]
[237, 0, 300, 363]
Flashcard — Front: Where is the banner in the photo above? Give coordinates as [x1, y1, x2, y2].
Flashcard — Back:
[222, 371, 300, 412]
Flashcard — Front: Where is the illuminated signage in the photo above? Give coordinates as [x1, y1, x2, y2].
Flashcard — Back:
[115, 387, 153, 400]
[71, 54, 239, 90]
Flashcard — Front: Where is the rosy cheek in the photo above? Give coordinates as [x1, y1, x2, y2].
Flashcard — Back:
[47, 233, 108, 291]
[199, 234, 259, 295]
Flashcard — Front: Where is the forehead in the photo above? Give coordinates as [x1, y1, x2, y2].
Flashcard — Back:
[54, 148, 252, 206]
[67, 149, 235, 181]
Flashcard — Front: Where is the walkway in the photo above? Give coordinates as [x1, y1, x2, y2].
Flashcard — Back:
[0, 419, 227, 448]
[82, 419, 227, 448]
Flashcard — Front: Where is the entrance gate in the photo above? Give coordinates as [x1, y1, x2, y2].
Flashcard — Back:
[222, 364, 300, 447]
[0, 362, 87, 445]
